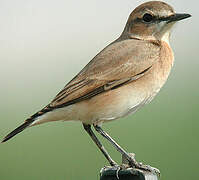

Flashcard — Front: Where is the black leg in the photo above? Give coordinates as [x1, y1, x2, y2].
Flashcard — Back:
[83, 123, 117, 166]
[94, 125, 139, 168]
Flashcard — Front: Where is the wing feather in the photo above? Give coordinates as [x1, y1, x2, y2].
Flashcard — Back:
[49, 39, 160, 109]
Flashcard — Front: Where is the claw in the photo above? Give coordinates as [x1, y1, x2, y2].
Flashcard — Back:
[115, 165, 121, 179]
[111, 161, 118, 167]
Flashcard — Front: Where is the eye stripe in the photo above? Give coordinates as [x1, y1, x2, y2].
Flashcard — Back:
[133, 16, 164, 24]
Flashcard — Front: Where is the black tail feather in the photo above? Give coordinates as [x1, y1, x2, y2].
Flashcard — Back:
[2, 105, 53, 143]
[1, 120, 34, 143]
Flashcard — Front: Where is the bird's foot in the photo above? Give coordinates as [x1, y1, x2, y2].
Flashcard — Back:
[122, 153, 160, 176]
[131, 161, 160, 176]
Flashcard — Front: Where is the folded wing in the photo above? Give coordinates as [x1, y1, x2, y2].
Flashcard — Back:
[49, 39, 160, 109]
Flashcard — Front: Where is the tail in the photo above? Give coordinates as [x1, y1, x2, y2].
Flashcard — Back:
[1, 106, 52, 143]
[1, 119, 35, 143]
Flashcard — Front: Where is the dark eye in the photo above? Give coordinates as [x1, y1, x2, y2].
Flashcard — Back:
[143, 13, 153, 22]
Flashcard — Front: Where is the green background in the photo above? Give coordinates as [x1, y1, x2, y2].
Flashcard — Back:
[0, 0, 198, 179]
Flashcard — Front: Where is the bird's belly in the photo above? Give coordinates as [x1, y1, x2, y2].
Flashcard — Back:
[79, 79, 155, 125]
[88, 90, 148, 125]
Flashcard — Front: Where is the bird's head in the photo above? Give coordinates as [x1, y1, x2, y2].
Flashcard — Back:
[122, 1, 191, 42]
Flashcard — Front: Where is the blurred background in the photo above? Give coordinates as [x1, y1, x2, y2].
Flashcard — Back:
[0, 0, 198, 179]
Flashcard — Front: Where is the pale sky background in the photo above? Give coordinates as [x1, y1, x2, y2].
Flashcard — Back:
[0, 1, 198, 179]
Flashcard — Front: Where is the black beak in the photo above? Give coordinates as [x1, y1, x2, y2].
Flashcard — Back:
[160, 13, 191, 23]
[168, 13, 191, 23]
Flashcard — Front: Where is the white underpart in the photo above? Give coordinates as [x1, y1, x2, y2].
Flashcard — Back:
[161, 30, 170, 45]
[156, 21, 175, 45]
[96, 99, 146, 122]
[30, 104, 81, 126]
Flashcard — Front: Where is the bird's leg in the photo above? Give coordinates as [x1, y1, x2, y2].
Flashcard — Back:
[83, 123, 117, 166]
[94, 125, 144, 169]
[94, 125, 161, 174]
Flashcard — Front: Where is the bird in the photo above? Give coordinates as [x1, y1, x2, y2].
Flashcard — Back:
[2, 1, 191, 170]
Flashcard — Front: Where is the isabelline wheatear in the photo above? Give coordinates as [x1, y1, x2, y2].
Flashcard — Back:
[2, 1, 191, 170]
